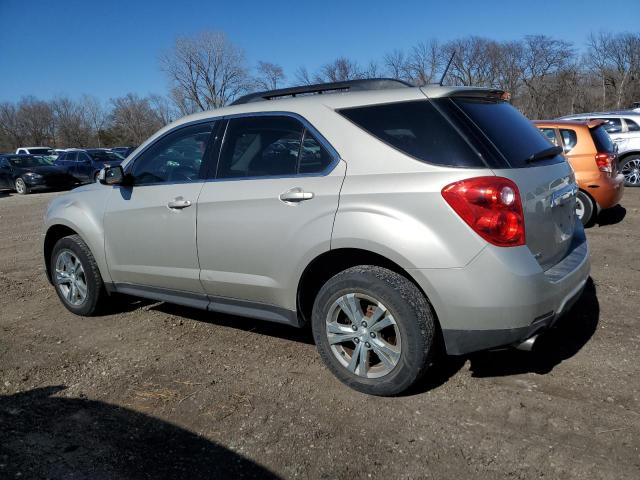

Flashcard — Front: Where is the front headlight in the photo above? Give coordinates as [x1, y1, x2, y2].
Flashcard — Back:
[24, 172, 43, 181]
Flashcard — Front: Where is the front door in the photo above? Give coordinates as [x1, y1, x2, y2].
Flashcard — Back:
[104, 121, 216, 294]
[196, 115, 345, 311]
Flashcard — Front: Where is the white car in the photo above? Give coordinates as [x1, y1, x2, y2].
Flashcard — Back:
[16, 147, 56, 156]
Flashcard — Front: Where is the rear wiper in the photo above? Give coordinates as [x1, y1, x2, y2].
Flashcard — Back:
[525, 145, 563, 164]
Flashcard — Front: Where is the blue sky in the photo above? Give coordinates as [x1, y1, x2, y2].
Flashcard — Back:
[1, 0, 638, 103]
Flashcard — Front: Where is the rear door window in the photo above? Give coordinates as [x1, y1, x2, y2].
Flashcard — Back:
[596, 118, 622, 134]
[338, 100, 484, 168]
[624, 118, 640, 132]
[450, 98, 564, 168]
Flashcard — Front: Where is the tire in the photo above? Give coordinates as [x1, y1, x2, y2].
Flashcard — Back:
[575, 190, 595, 227]
[15, 177, 29, 195]
[312, 265, 436, 396]
[50, 234, 106, 316]
[620, 155, 640, 187]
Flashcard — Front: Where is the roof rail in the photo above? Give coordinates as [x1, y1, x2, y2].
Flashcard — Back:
[230, 78, 412, 106]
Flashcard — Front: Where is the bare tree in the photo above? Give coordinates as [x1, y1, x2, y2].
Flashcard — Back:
[148, 94, 175, 125]
[384, 49, 411, 81]
[15, 97, 54, 146]
[51, 96, 92, 147]
[294, 66, 314, 85]
[316, 57, 364, 82]
[109, 94, 164, 145]
[0, 102, 24, 149]
[81, 95, 107, 147]
[160, 31, 251, 110]
[407, 40, 441, 85]
[255, 61, 286, 90]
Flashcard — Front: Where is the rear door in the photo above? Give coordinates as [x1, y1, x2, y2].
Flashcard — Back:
[196, 114, 344, 311]
[441, 97, 578, 270]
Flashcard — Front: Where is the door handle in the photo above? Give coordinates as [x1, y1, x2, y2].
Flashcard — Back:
[167, 198, 192, 209]
[279, 188, 314, 203]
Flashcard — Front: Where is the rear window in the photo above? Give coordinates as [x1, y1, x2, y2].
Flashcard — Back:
[451, 98, 564, 168]
[591, 126, 615, 153]
[338, 100, 484, 168]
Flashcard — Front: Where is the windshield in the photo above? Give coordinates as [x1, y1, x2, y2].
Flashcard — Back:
[87, 150, 124, 162]
[9, 156, 52, 168]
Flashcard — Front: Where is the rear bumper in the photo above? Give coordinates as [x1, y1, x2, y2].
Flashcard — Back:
[586, 173, 624, 211]
[409, 228, 590, 355]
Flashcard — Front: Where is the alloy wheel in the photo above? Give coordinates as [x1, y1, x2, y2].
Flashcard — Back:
[325, 293, 401, 378]
[575, 196, 585, 220]
[54, 250, 88, 306]
[15, 178, 26, 194]
[621, 158, 640, 186]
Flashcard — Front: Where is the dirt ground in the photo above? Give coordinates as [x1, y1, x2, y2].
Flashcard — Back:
[0, 187, 638, 480]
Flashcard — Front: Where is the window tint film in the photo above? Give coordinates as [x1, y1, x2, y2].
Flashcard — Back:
[299, 130, 333, 173]
[339, 100, 483, 167]
[217, 116, 304, 178]
[559, 129, 578, 152]
[453, 98, 564, 168]
[590, 126, 615, 153]
[130, 122, 213, 185]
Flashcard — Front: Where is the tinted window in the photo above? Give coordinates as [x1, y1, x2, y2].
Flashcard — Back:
[591, 126, 615, 153]
[339, 100, 483, 167]
[67, 152, 78, 162]
[299, 130, 333, 173]
[9, 156, 50, 167]
[28, 148, 53, 155]
[539, 128, 559, 146]
[559, 129, 578, 152]
[452, 98, 564, 168]
[130, 123, 213, 185]
[217, 116, 304, 178]
[597, 118, 622, 133]
[78, 152, 92, 162]
[625, 118, 640, 132]
[86, 150, 124, 162]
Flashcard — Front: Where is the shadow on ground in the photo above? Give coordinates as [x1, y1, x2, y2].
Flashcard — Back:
[410, 277, 599, 393]
[596, 204, 626, 227]
[0, 386, 280, 479]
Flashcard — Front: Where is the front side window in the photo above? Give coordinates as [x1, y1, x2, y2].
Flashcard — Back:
[559, 129, 578, 152]
[216, 116, 333, 179]
[130, 122, 214, 185]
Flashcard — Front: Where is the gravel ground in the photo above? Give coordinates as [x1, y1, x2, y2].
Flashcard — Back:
[0, 187, 638, 479]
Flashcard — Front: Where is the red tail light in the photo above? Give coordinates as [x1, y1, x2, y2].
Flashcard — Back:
[442, 176, 526, 247]
[595, 153, 613, 175]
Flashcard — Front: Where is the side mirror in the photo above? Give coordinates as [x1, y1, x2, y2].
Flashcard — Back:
[99, 165, 125, 185]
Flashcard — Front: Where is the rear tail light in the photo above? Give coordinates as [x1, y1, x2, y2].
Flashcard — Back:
[441, 176, 526, 247]
[595, 153, 614, 175]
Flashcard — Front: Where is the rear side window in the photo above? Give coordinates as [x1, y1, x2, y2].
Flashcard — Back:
[338, 100, 484, 168]
[591, 126, 615, 153]
[625, 118, 640, 132]
[539, 128, 559, 146]
[597, 118, 622, 134]
[559, 129, 578, 152]
[452, 98, 564, 168]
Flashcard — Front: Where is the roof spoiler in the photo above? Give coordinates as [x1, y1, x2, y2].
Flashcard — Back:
[231, 78, 412, 106]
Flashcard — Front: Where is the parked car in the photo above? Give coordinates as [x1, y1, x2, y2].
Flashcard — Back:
[54, 149, 124, 183]
[535, 120, 624, 225]
[110, 146, 137, 158]
[16, 146, 58, 163]
[559, 112, 640, 187]
[0, 154, 77, 194]
[44, 79, 589, 395]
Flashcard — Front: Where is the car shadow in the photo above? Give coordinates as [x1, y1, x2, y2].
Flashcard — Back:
[0, 386, 280, 479]
[596, 204, 626, 227]
[408, 277, 599, 394]
[149, 302, 316, 346]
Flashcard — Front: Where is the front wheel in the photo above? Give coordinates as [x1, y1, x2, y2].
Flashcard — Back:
[575, 191, 595, 226]
[51, 234, 106, 316]
[620, 155, 640, 187]
[312, 265, 436, 396]
[15, 177, 29, 195]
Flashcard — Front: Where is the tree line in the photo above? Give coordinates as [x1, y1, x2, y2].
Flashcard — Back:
[1, 30, 639, 152]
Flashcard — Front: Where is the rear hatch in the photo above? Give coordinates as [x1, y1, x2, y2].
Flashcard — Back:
[431, 93, 578, 270]
[590, 124, 618, 176]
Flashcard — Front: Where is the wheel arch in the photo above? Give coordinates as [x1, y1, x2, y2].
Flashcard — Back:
[44, 224, 80, 283]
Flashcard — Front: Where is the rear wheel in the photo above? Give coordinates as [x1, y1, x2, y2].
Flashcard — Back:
[575, 191, 595, 226]
[51, 234, 106, 316]
[312, 265, 436, 396]
[15, 177, 29, 195]
[620, 155, 640, 187]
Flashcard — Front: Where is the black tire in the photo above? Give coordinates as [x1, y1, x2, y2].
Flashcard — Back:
[620, 155, 640, 187]
[50, 234, 106, 316]
[576, 190, 595, 227]
[312, 265, 436, 396]
[14, 177, 29, 195]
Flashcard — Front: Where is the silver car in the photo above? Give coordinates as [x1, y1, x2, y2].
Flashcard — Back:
[44, 80, 590, 395]
[560, 112, 640, 186]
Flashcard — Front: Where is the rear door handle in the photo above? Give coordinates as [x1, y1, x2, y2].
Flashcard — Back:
[167, 198, 192, 209]
[279, 188, 314, 203]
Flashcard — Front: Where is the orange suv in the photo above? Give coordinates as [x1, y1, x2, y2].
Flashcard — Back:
[535, 120, 625, 225]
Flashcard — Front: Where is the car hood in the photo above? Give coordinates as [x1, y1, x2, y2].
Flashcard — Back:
[14, 165, 68, 175]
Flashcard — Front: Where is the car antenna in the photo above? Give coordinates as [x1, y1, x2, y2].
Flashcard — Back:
[439, 50, 456, 86]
